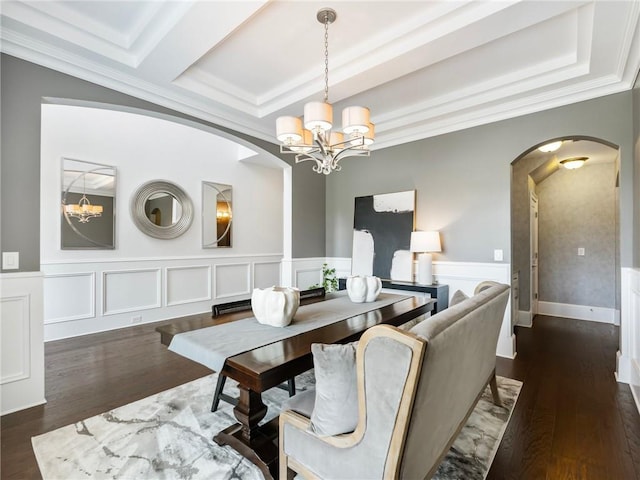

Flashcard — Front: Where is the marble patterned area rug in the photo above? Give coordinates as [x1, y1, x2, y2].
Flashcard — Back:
[32, 373, 521, 480]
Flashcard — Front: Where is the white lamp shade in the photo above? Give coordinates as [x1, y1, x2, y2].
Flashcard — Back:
[304, 101, 333, 131]
[329, 131, 344, 146]
[276, 116, 303, 143]
[410, 231, 441, 253]
[364, 122, 375, 145]
[342, 106, 370, 134]
[290, 129, 314, 153]
[350, 122, 375, 147]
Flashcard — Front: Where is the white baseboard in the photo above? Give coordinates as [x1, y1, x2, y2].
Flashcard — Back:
[517, 310, 533, 328]
[631, 380, 640, 417]
[538, 301, 616, 323]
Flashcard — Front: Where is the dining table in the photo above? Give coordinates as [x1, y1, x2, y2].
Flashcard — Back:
[156, 292, 435, 479]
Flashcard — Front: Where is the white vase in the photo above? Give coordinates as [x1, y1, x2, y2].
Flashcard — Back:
[346, 275, 382, 303]
[251, 286, 300, 327]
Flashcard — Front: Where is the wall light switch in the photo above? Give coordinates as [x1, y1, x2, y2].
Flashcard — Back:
[494, 249, 504, 261]
[2, 252, 19, 270]
[578, 247, 585, 256]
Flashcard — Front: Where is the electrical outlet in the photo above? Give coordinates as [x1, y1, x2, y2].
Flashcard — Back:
[494, 249, 503, 261]
[578, 247, 585, 256]
[131, 315, 142, 324]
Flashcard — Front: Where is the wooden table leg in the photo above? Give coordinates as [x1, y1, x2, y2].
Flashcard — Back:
[213, 384, 279, 479]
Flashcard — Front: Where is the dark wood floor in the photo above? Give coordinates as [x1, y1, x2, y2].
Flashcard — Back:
[1, 315, 639, 479]
[489, 316, 640, 480]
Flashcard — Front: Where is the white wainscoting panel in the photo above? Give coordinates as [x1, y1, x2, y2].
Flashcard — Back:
[254, 261, 281, 289]
[166, 266, 211, 307]
[326, 257, 352, 281]
[43, 272, 95, 324]
[296, 268, 323, 290]
[1, 295, 30, 384]
[283, 258, 326, 289]
[214, 263, 251, 299]
[0, 272, 45, 415]
[433, 261, 515, 359]
[41, 255, 283, 341]
[103, 269, 162, 315]
[617, 268, 640, 414]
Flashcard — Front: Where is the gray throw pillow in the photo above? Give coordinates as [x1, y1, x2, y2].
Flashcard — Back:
[450, 289, 469, 306]
[309, 342, 359, 436]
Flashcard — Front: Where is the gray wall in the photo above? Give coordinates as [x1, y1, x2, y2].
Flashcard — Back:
[0, 54, 325, 273]
[511, 156, 545, 311]
[537, 163, 617, 308]
[326, 92, 635, 275]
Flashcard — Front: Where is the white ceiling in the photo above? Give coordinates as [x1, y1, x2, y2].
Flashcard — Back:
[2, 1, 639, 151]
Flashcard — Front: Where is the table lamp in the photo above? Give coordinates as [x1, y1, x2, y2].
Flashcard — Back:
[410, 231, 441, 285]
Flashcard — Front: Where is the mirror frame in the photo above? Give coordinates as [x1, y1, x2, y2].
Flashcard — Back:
[130, 180, 193, 239]
[61, 158, 116, 250]
[202, 181, 232, 248]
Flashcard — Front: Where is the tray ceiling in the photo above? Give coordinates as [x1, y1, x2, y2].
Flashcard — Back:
[2, 0, 639, 150]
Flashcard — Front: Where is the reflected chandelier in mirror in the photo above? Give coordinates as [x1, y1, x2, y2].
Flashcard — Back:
[202, 181, 232, 248]
[131, 180, 193, 239]
[61, 158, 116, 249]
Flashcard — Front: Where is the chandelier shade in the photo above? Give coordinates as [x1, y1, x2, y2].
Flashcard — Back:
[342, 106, 370, 134]
[275, 7, 375, 175]
[304, 101, 333, 131]
[63, 194, 103, 223]
[276, 116, 303, 143]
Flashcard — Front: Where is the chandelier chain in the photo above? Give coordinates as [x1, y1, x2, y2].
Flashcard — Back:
[323, 13, 329, 103]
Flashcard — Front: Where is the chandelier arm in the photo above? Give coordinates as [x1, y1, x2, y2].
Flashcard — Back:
[330, 143, 371, 164]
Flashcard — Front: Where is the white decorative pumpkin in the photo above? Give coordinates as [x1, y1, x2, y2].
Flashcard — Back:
[251, 286, 300, 327]
[346, 275, 382, 303]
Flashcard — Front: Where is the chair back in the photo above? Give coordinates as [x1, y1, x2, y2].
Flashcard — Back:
[399, 282, 510, 479]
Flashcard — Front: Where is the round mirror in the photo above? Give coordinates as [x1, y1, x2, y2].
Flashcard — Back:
[131, 181, 193, 239]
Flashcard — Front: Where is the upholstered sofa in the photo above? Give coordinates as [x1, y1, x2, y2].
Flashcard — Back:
[279, 281, 510, 479]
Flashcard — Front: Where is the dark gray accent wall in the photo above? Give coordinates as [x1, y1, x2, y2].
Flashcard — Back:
[326, 92, 635, 272]
[0, 54, 325, 272]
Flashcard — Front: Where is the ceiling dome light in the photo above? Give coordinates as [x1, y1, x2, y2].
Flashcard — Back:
[538, 141, 563, 153]
[559, 156, 588, 170]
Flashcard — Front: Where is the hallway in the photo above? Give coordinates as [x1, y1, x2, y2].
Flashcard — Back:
[490, 315, 640, 479]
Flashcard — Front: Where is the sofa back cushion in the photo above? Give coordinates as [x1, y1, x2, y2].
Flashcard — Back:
[400, 282, 510, 479]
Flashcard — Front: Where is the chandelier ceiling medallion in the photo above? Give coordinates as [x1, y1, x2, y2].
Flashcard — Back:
[276, 8, 374, 175]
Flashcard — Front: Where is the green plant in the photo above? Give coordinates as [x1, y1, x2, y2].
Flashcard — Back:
[310, 263, 338, 293]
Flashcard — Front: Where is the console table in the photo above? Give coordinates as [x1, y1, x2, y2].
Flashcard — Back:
[339, 278, 449, 314]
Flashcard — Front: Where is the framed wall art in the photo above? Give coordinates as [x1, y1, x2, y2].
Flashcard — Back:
[351, 190, 415, 281]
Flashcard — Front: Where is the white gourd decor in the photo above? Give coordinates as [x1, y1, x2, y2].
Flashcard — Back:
[346, 275, 382, 303]
[251, 286, 300, 327]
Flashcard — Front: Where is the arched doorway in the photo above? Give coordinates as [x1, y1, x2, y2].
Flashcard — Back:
[510, 136, 620, 330]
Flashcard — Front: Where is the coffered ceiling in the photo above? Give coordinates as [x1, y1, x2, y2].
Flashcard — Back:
[2, 1, 639, 150]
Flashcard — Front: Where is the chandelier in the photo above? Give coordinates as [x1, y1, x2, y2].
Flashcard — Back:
[63, 175, 103, 223]
[276, 8, 374, 175]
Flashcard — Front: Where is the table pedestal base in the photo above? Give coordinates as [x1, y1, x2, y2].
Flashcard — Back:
[214, 417, 279, 480]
